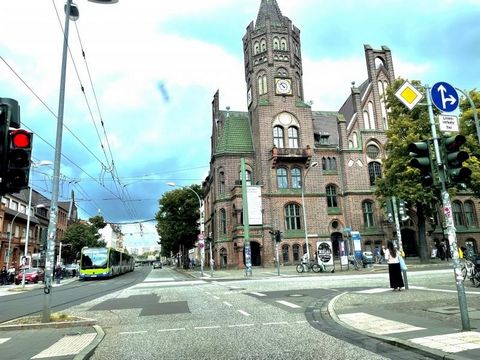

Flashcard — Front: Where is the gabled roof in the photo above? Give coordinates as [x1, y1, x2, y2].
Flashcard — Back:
[255, 0, 285, 29]
[215, 111, 254, 155]
[338, 79, 369, 127]
[312, 111, 341, 146]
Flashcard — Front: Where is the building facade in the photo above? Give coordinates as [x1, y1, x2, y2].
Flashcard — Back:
[202, 0, 480, 269]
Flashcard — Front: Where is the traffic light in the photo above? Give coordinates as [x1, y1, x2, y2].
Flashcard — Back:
[1, 99, 23, 195]
[408, 140, 434, 186]
[275, 230, 282, 243]
[3, 128, 33, 193]
[442, 134, 472, 185]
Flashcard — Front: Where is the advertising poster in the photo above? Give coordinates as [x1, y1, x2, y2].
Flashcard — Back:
[351, 231, 362, 260]
[339, 240, 348, 266]
[247, 186, 263, 225]
[316, 240, 334, 266]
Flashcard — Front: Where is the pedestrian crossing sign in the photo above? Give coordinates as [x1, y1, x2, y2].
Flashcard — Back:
[395, 81, 424, 110]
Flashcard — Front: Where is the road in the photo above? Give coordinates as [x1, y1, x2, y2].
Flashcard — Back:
[64, 266, 462, 360]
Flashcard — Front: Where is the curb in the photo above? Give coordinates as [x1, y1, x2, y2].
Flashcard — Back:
[0, 317, 97, 331]
[327, 292, 472, 360]
[74, 325, 105, 360]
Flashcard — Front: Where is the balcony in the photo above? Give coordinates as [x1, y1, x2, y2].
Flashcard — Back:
[271, 146, 313, 168]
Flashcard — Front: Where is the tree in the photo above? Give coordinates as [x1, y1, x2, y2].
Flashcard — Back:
[61, 216, 107, 263]
[155, 185, 203, 261]
[375, 78, 440, 261]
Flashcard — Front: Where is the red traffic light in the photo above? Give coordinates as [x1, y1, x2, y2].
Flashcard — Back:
[10, 129, 32, 148]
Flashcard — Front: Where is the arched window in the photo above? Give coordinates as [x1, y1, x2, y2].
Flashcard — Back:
[239, 169, 252, 186]
[258, 74, 267, 95]
[276, 168, 288, 189]
[273, 37, 280, 50]
[453, 201, 465, 226]
[260, 39, 267, 52]
[368, 161, 382, 185]
[262, 75, 267, 94]
[367, 144, 380, 159]
[291, 167, 302, 189]
[284, 203, 301, 230]
[288, 126, 299, 148]
[253, 42, 260, 55]
[219, 170, 225, 194]
[368, 102, 375, 129]
[330, 157, 337, 171]
[326, 185, 337, 208]
[280, 38, 287, 50]
[292, 244, 300, 261]
[296, 74, 301, 98]
[273, 126, 284, 148]
[362, 200, 375, 228]
[220, 209, 227, 234]
[322, 157, 327, 170]
[363, 111, 370, 129]
[353, 132, 358, 148]
[464, 201, 477, 227]
[282, 244, 289, 263]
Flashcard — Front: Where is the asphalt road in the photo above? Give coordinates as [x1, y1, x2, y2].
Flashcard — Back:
[61, 267, 461, 360]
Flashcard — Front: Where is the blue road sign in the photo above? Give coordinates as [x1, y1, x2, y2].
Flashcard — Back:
[431, 82, 459, 112]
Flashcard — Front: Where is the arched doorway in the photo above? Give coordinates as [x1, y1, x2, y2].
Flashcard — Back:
[243, 241, 262, 266]
[401, 228, 417, 256]
[330, 232, 342, 258]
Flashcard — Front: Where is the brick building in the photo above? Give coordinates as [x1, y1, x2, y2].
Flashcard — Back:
[202, 0, 480, 268]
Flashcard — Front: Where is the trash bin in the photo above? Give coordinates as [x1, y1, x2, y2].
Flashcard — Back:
[362, 251, 374, 268]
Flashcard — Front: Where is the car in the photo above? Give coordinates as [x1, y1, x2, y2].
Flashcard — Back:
[15, 267, 45, 285]
[64, 263, 79, 277]
[153, 261, 162, 269]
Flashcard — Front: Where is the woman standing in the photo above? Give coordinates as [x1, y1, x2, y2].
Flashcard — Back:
[384, 240, 404, 291]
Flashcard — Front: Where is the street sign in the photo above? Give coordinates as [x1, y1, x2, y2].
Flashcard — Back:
[439, 114, 459, 132]
[431, 82, 459, 112]
[395, 81, 424, 110]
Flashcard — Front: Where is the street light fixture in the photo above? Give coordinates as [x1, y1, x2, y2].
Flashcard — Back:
[43, 0, 118, 323]
[301, 161, 318, 262]
[167, 182, 205, 276]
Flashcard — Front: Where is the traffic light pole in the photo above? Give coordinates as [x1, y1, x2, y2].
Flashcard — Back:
[391, 197, 408, 289]
[426, 85, 470, 331]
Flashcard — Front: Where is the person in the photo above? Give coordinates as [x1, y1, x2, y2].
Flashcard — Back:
[384, 240, 404, 291]
[7, 265, 16, 284]
[301, 252, 309, 272]
[380, 245, 386, 264]
[0, 266, 7, 285]
[55, 264, 62, 284]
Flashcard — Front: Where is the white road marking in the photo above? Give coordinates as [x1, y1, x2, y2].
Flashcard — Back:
[213, 295, 220, 300]
[356, 288, 393, 294]
[338, 312, 425, 335]
[133, 280, 206, 288]
[410, 331, 480, 353]
[119, 331, 147, 335]
[143, 278, 176, 282]
[157, 328, 186, 332]
[223, 301, 233, 307]
[262, 321, 288, 326]
[276, 300, 301, 309]
[31, 333, 96, 359]
[409, 285, 480, 295]
[250, 291, 267, 297]
[194, 326, 221, 330]
[228, 323, 254, 328]
[295, 320, 308, 324]
[0, 338, 10, 345]
[238, 310, 251, 316]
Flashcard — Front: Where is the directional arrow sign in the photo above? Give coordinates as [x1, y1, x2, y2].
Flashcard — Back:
[431, 82, 459, 112]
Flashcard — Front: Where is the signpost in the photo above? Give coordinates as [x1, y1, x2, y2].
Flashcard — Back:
[431, 82, 459, 113]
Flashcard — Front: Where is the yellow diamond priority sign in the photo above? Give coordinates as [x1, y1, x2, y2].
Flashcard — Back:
[395, 81, 424, 110]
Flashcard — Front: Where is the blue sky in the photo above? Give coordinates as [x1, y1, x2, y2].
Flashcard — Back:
[1, 0, 479, 249]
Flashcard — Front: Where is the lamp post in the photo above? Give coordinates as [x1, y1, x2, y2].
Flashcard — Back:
[22, 161, 52, 288]
[43, 0, 118, 323]
[301, 161, 318, 261]
[167, 182, 205, 276]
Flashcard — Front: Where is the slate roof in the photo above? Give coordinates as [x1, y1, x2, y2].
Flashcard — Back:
[312, 111, 341, 146]
[255, 0, 285, 29]
[215, 111, 254, 155]
[338, 79, 370, 127]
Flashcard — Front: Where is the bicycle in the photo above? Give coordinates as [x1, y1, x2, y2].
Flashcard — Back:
[296, 260, 322, 273]
[348, 255, 362, 270]
[461, 256, 480, 287]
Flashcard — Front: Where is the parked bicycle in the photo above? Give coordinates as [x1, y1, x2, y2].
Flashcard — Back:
[348, 255, 362, 270]
[296, 260, 322, 273]
[461, 255, 480, 287]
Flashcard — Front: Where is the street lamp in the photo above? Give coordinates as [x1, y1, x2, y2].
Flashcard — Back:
[301, 161, 318, 262]
[167, 182, 205, 276]
[43, 0, 118, 323]
[22, 160, 52, 288]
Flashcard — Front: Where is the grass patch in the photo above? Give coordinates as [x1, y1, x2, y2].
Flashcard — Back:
[3, 313, 80, 325]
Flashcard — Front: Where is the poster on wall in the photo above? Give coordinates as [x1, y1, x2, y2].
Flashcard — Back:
[247, 186, 263, 225]
[339, 240, 348, 266]
[316, 240, 334, 266]
[351, 231, 362, 260]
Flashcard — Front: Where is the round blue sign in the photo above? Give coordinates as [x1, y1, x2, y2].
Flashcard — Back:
[431, 82, 459, 112]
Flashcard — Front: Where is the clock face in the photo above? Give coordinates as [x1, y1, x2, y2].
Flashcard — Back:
[275, 78, 292, 95]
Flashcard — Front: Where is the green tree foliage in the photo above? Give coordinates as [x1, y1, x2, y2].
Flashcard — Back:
[375, 78, 440, 261]
[61, 216, 107, 263]
[155, 185, 203, 258]
[458, 89, 480, 195]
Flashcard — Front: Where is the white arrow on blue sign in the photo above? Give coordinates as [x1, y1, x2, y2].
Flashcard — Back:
[431, 82, 459, 112]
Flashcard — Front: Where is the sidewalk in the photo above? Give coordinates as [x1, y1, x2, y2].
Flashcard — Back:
[329, 286, 480, 360]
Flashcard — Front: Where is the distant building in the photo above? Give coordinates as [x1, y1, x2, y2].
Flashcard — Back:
[98, 224, 124, 250]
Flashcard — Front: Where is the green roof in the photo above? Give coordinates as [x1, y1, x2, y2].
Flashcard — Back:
[215, 111, 254, 155]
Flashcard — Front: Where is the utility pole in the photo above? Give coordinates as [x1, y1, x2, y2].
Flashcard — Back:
[241, 158, 252, 276]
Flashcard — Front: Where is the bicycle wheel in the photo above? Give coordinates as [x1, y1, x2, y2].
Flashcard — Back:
[311, 264, 322, 273]
[473, 271, 480, 287]
[461, 266, 467, 281]
[296, 264, 304, 273]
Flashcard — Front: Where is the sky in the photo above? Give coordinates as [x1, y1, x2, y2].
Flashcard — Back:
[1, 0, 479, 249]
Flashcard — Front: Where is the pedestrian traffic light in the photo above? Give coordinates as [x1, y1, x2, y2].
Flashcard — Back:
[408, 140, 434, 186]
[442, 134, 472, 185]
[3, 128, 33, 193]
[275, 230, 282, 243]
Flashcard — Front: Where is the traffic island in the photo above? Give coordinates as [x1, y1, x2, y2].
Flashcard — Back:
[0, 313, 96, 330]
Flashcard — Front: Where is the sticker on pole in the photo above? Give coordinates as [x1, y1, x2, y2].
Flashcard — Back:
[431, 82, 458, 112]
[395, 81, 424, 110]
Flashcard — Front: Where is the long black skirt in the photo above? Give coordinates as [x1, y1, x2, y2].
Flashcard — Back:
[388, 263, 404, 289]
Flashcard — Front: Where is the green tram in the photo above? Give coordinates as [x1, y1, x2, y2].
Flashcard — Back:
[79, 247, 134, 279]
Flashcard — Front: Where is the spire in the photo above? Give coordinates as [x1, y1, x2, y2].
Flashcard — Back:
[255, 0, 285, 29]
